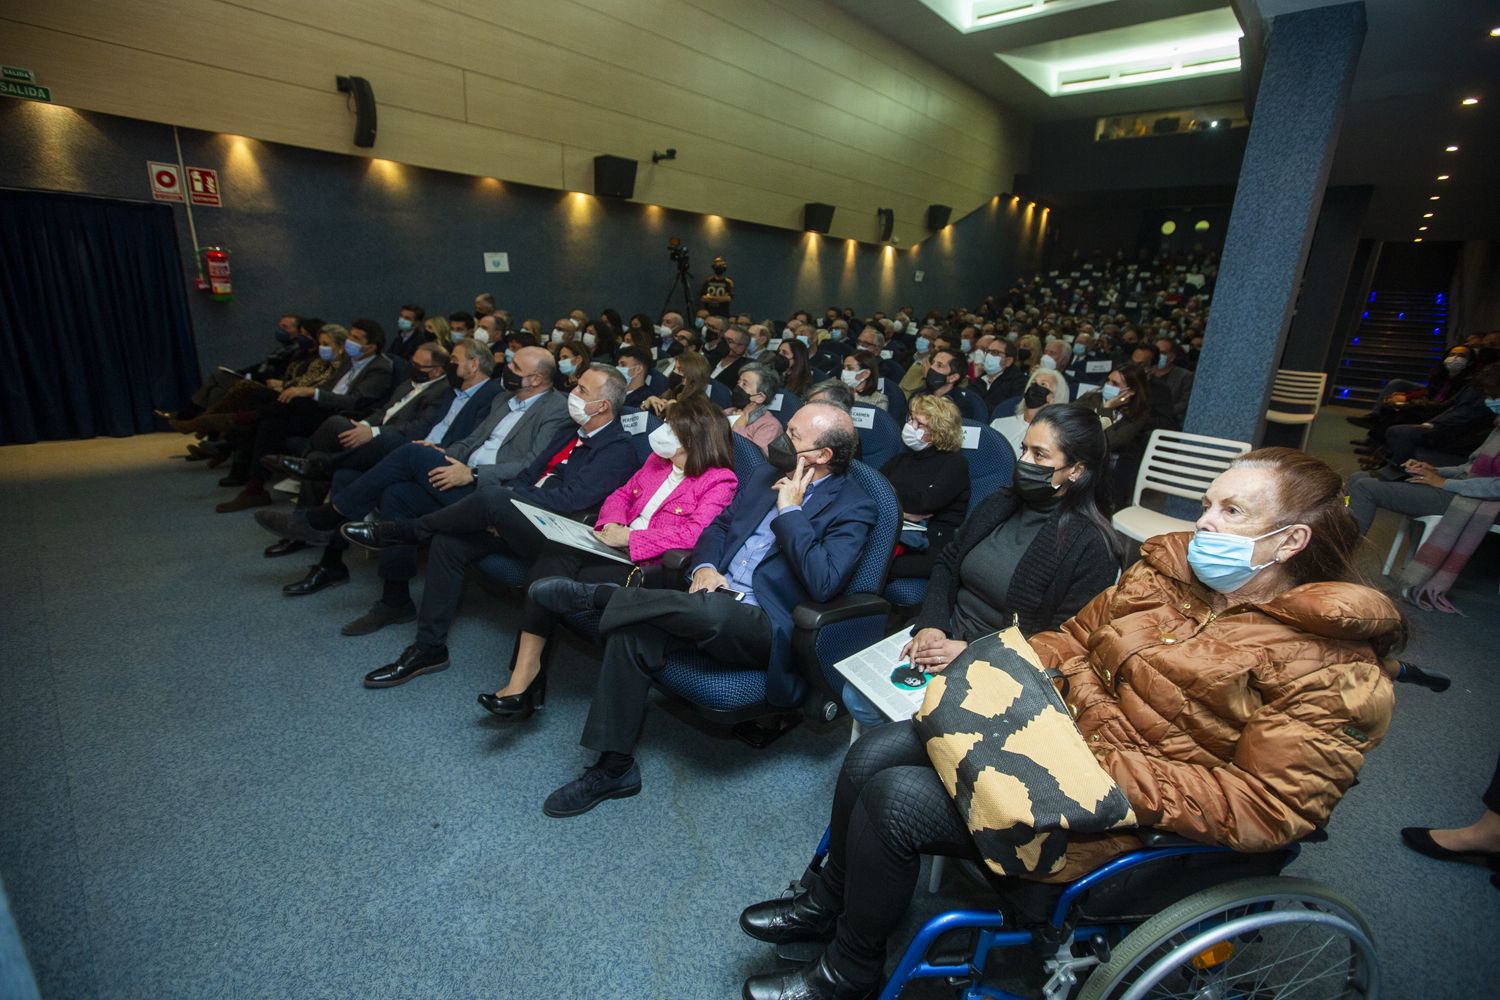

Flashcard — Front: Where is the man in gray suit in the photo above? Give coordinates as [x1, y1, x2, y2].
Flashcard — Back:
[261, 347, 571, 633]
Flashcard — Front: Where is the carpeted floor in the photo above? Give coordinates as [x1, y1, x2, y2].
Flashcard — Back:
[1, 408, 1496, 999]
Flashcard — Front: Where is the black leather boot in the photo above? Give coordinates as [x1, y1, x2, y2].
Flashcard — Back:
[740, 889, 838, 944]
[741, 955, 876, 1000]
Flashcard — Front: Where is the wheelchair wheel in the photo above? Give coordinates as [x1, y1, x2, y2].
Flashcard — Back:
[1076, 876, 1378, 1000]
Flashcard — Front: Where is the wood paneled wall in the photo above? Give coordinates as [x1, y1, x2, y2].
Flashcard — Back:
[2, 0, 1028, 246]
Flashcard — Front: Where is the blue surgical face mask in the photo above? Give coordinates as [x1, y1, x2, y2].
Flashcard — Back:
[318, 345, 335, 362]
[1187, 525, 1293, 593]
[559, 357, 576, 376]
[344, 339, 363, 358]
[915, 335, 931, 354]
[829, 328, 843, 341]
[504, 348, 516, 363]
[1156, 354, 1169, 370]
[1073, 341, 1087, 356]
[1101, 383, 1122, 401]
[1486, 397, 1500, 415]
[982, 354, 1002, 375]
[397, 317, 413, 332]
[615, 364, 633, 382]
[694, 317, 705, 329]
[960, 338, 971, 353]
[796, 334, 810, 348]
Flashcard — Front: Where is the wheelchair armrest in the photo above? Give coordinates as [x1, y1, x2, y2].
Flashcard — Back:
[792, 593, 892, 631]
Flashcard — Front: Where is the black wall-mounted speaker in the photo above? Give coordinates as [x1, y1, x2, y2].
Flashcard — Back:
[926, 204, 952, 231]
[593, 155, 638, 198]
[876, 208, 894, 242]
[336, 75, 377, 148]
[804, 202, 835, 233]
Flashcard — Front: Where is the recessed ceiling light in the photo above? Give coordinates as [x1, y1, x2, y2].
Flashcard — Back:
[1461, 97, 1479, 106]
[1490, 27, 1500, 37]
[1445, 145, 1459, 152]
[1419, 226, 1428, 231]
[1437, 174, 1450, 180]
[1414, 237, 1424, 243]
[1423, 212, 1434, 218]
[1429, 195, 1441, 200]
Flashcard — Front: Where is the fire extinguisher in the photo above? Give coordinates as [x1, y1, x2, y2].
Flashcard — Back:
[199, 245, 233, 302]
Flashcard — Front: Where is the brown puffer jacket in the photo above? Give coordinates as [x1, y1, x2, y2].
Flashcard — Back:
[1028, 531, 1398, 878]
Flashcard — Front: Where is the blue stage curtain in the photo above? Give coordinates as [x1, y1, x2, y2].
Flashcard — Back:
[0, 189, 200, 444]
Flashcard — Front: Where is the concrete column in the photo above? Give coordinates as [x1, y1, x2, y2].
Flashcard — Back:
[1281, 185, 1372, 373]
[1182, 1, 1366, 447]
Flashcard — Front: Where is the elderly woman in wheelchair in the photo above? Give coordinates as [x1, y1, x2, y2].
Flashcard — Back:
[740, 448, 1403, 1000]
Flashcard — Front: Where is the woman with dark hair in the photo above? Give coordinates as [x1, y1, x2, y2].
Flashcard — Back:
[557, 342, 591, 390]
[741, 447, 1403, 1000]
[775, 337, 815, 398]
[641, 351, 710, 416]
[841, 403, 1118, 727]
[841, 351, 887, 410]
[1076, 363, 1156, 507]
[480, 395, 738, 720]
[585, 317, 619, 364]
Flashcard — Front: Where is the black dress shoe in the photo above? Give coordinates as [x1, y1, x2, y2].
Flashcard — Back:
[1346, 414, 1378, 429]
[543, 761, 641, 817]
[477, 672, 548, 720]
[740, 891, 838, 945]
[529, 577, 618, 615]
[742, 956, 877, 1000]
[274, 454, 324, 480]
[341, 601, 417, 636]
[282, 563, 350, 596]
[340, 519, 413, 551]
[1395, 660, 1451, 692]
[218, 472, 249, 488]
[263, 538, 309, 558]
[1400, 827, 1500, 866]
[363, 644, 449, 688]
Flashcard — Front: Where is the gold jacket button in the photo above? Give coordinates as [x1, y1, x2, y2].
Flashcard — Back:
[1090, 733, 1100, 742]
[1160, 633, 1178, 644]
[1102, 669, 1112, 683]
[1069, 703, 1079, 717]
[1181, 602, 1192, 611]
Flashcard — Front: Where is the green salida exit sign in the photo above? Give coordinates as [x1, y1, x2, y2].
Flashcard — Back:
[1, 66, 50, 103]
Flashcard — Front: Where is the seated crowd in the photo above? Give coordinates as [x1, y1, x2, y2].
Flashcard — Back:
[161, 246, 1496, 999]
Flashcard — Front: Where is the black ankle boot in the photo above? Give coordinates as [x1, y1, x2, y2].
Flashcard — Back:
[741, 955, 876, 1000]
[740, 888, 838, 945]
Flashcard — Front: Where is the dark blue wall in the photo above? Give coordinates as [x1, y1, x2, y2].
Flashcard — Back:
[1019, 117, 1247, 196]
[0, 101, 1045, 371]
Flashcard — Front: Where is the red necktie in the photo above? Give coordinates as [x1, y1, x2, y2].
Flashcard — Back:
[534, 436, 580, 487]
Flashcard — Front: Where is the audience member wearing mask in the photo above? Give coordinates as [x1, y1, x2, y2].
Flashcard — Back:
[710, 325, 752, 387]
[557, 343, 590, 391]
[345, 368, 640, 689]
[881, 394, 969, 582]
[774, 338, 816, 399]
[257, 347, 571, 621]
[897, 326, 942, 398]
[446, 311, 475, 343]
[642, 351, 711, 417]
[614, 346, 657, 410]
[389, 304, 426, 362]
[843, 402, 1114, 728]
[990, 368, 1067, 457]
[725, 362, 784, 455]
[840, 352, 887, 410]
[534, 403, 873, 818]
[480, 397, 739, 720]
[971, 337, 1027, 412]
[741, 448, 1399, 1000]
[1150, 337, 1195, 423]
[167, 315, 327, 440]
[1075, 364, 1155, 508]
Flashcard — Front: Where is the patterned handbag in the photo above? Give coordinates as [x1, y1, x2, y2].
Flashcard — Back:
[912, 628, 1136, 879]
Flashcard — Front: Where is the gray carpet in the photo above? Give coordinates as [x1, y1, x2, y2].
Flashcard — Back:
[1, 413, 1496, 999]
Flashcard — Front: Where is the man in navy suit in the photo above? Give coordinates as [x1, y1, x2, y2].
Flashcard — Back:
[538, 402, 874, 817]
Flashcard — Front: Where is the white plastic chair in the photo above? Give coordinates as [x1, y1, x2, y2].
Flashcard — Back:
[1111, 429, 1253, 542]
[1264, 369, 1328, 450]
[1382, 514, 1500, 593]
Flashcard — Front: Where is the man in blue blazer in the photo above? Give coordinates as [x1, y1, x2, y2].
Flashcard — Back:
[538, 402, 874, 817]
[343, 367, 641, 687]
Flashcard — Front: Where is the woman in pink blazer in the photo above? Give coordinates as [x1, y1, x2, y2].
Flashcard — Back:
[479, 395, 738, 720]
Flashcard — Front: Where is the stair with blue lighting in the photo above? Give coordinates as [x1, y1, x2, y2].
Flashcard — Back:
[1330, 290, 1447, 405]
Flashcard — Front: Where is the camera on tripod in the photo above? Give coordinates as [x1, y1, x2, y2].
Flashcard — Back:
[667, 236, 690, 266]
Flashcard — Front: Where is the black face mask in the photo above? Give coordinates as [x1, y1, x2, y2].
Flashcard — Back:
[1016, 348, 1032, 363]
[766, 433, 808, 474]
[730, 386, 753, 410]
[666, 341, 686, 358]
[925, 369, 951, 392]
[771, 353, 791, 375]
[500, 368, 524, 393]
[1024, 382, 1051, 409]
[444, 362, 464, 390]
[1013, 460, 1062, 508]
[668, 371, 684, 390]
[409, 365, 430, 384]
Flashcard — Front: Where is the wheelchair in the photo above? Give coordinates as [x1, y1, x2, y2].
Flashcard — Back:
[786, 826, 1379, 999]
